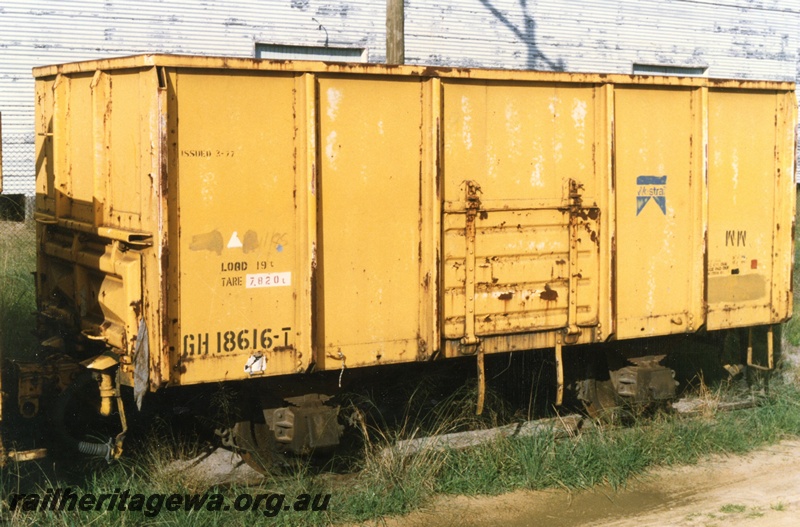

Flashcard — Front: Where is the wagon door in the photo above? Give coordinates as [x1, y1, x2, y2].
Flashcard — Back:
[441, 82, 607, 353]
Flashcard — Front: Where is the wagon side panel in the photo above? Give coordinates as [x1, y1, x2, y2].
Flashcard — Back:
[441, 81, 606, 353]
[173, 70, 304, 384]
[613, 87, 706, 339]
[315, 76, 433, 369]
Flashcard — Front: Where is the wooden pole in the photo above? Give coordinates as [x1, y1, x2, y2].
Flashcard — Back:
[0, 113, 4, 194]
[386, 0, 404, 65]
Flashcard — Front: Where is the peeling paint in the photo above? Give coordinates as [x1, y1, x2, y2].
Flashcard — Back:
[326, 87, 342, 121]
[461, 94, 473, 151]
[316, 3, 350, 17]
[325, 130, 338, 168]
[731, 147, 739, 205]
[529, 147, 545, 188]
[572, 97, 587, 145]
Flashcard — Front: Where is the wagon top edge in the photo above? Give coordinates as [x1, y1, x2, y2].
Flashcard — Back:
[31, 53, 796, 92]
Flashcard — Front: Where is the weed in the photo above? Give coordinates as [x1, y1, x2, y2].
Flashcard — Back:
[785, 190, 800, 347]
[719, 503, 746, 514]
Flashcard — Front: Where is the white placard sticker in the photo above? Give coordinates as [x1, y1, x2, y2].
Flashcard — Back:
[244, 354, 267, 375]
[246, 272, 291, 289]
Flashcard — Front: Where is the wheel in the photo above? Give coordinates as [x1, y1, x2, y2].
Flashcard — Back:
[232, 420, 283, 474]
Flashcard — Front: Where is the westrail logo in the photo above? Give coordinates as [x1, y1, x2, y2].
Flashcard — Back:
[636, 175, 667, 215]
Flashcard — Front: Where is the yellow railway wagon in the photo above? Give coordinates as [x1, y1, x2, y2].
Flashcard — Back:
[19, 54, 796, 467]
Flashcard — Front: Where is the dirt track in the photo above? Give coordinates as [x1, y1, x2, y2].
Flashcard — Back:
[375, 439, 800, 527]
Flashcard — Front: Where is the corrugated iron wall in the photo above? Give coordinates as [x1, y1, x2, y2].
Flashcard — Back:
[1, 0, 799, 194]
[407, 0, 798, 79]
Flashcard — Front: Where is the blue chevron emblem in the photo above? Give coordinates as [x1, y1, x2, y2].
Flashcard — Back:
[636, 175, 667, 215]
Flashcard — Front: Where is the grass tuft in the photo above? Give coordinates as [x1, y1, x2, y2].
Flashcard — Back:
[0, 220, 37, 359]
[719, 503, 747, 514]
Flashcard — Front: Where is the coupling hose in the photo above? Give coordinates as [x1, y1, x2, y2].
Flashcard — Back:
[52, 370, 114, 461]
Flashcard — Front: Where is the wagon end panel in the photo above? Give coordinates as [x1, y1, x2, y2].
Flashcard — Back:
[706, 89, 796, 329]
[34, 77, 56, 216]
[172, 70, 307, 384]
[34, 66, 163, 389]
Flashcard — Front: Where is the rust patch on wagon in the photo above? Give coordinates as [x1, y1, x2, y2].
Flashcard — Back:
[420, 66, 453, 77]
[585, 223, 599, 246]
[575, 207, 600, 221]
[498, 292, 514, 301]
[540, 284, 558, 301]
